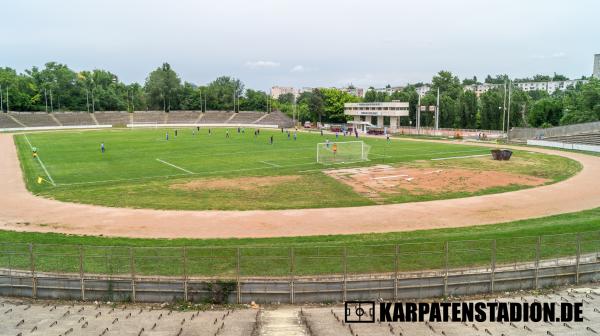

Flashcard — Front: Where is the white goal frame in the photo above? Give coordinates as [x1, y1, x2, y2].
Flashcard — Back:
[316, 140, 370, 164]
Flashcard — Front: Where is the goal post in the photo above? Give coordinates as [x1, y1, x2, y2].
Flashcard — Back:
[316, 141, 370, 164]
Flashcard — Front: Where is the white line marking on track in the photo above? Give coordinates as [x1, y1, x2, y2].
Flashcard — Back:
[23, 135, 56, 186]
[260, 161, 281, 167]
[156, 158, 194, 174]
[430, 154, 489, 161]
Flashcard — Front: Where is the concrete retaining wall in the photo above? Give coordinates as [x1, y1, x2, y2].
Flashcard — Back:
[2, 259, 598, 304]
[0, 125, 112, 132]
[527, 139, 600, 153]
[126, 123, 279, 129]
[510, 121, 600, 141]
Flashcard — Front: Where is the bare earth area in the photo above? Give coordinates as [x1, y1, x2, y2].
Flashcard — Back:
[171, 175, 301, 192]
[324, 164, 548, 202]
[1, 133, 600, 239]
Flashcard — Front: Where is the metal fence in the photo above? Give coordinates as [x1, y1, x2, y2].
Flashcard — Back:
[1, 231, 599, 303]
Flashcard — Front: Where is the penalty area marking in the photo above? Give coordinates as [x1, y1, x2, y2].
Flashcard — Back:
[156, 158, 194, 174]
[430, 154, 489, 161]
[260, 160, 281, 168]
[23, 134, 56, 186]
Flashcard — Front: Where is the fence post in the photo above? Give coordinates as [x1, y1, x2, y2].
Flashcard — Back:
[182, 247, 188, 302]
[29, 244, 36, 299]
[79, 246, 85, 301]
[394, 245, 399, 300]
[490, 240, 496, 293]
[130, 248, 136, 303]
[290, 247, 295, 304]
[443, 241, 449, 297]
[575, 234, 582, 285]
[534, 236, 541, 289]
[236, 247, 241, 304]
[343, 247, 348, 302]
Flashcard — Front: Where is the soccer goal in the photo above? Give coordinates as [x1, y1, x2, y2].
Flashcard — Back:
[316, 141, 371, 164]
[129, 121, 159, 129]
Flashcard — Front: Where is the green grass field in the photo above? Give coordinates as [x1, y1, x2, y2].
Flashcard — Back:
[2, 128, 594, 277]
[1, 207, 599, 277]
[14, 128, 580, 210]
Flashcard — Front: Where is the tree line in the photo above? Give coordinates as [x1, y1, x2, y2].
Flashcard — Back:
[273, 71, 599, 130]
[1, 62, 599, 130]
[0, 62, 266, 113]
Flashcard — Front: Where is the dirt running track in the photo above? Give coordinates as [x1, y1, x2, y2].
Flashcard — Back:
[1, 133, 600, 239]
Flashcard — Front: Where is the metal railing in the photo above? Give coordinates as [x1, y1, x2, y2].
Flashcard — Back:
[1, 231, 599, 303]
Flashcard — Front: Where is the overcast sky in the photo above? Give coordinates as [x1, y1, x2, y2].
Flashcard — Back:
[2, 0, 598, 90]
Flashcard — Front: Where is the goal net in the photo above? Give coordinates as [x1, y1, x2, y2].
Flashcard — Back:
[316, 141, 370, 164]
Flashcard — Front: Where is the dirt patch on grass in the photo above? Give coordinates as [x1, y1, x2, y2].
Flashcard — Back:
[324, 165, 549, 201]
[170, 175, 301, 192]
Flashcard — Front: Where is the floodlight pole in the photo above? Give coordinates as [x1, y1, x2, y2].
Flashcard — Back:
[507, 81, 512, 141]
[0, 84, 3, 112]
[502, 81, 507, 133]
[6, 86, 9, 113]
[435, 88, 440, 130]
[44, 88, 48, 113]
[416, 94, 421, 134]
[50, 90, 53, 113]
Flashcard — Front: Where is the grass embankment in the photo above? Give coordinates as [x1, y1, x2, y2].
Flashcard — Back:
[1, 207, 599, 277]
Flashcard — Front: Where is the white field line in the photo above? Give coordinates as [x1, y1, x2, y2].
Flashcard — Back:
[23, 135, 56, 186]
[56, 161, 317, 187]
[156, 158, 194, 174]
[54, 145, 491, 187]
[430, 154, 489, 161]
[260, 161, 281, 167]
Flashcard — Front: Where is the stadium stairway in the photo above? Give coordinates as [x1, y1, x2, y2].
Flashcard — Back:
[1, 110, 294, 129]
[544, 131, 600, 146]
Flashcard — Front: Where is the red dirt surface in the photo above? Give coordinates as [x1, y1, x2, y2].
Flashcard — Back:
[324, 165, 548, 201]
[1, 133, 599, 239]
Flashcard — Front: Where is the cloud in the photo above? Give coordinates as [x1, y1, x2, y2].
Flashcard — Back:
[290, 65, 307, 73]
[530, 52, 566, 60]
[245, 60, 280, 69]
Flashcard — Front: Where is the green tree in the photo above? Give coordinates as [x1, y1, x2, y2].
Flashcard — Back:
[179, 82, 203, 110]
[320, 88, 360, 123]
[480, 89, 503, 130]
[144, 63, 182, 111]
[205, 76, 243, 111]
[528, 97, 563, 127]
[241, 89, 268, 111]
[277, 92, 295, 105]
[458, 90, 479, 129]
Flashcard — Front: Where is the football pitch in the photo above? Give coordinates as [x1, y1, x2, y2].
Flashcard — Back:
[13, 128, 575, 210]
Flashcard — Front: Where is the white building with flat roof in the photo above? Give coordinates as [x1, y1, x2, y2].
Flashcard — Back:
[270, 86, 296, 99]
[513, 79, 587, 94]
[344, 101, 409, 132]
[594, 54, 600, 79]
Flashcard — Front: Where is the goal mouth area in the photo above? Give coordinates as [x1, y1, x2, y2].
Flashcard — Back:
[316, 140, 371, 165]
